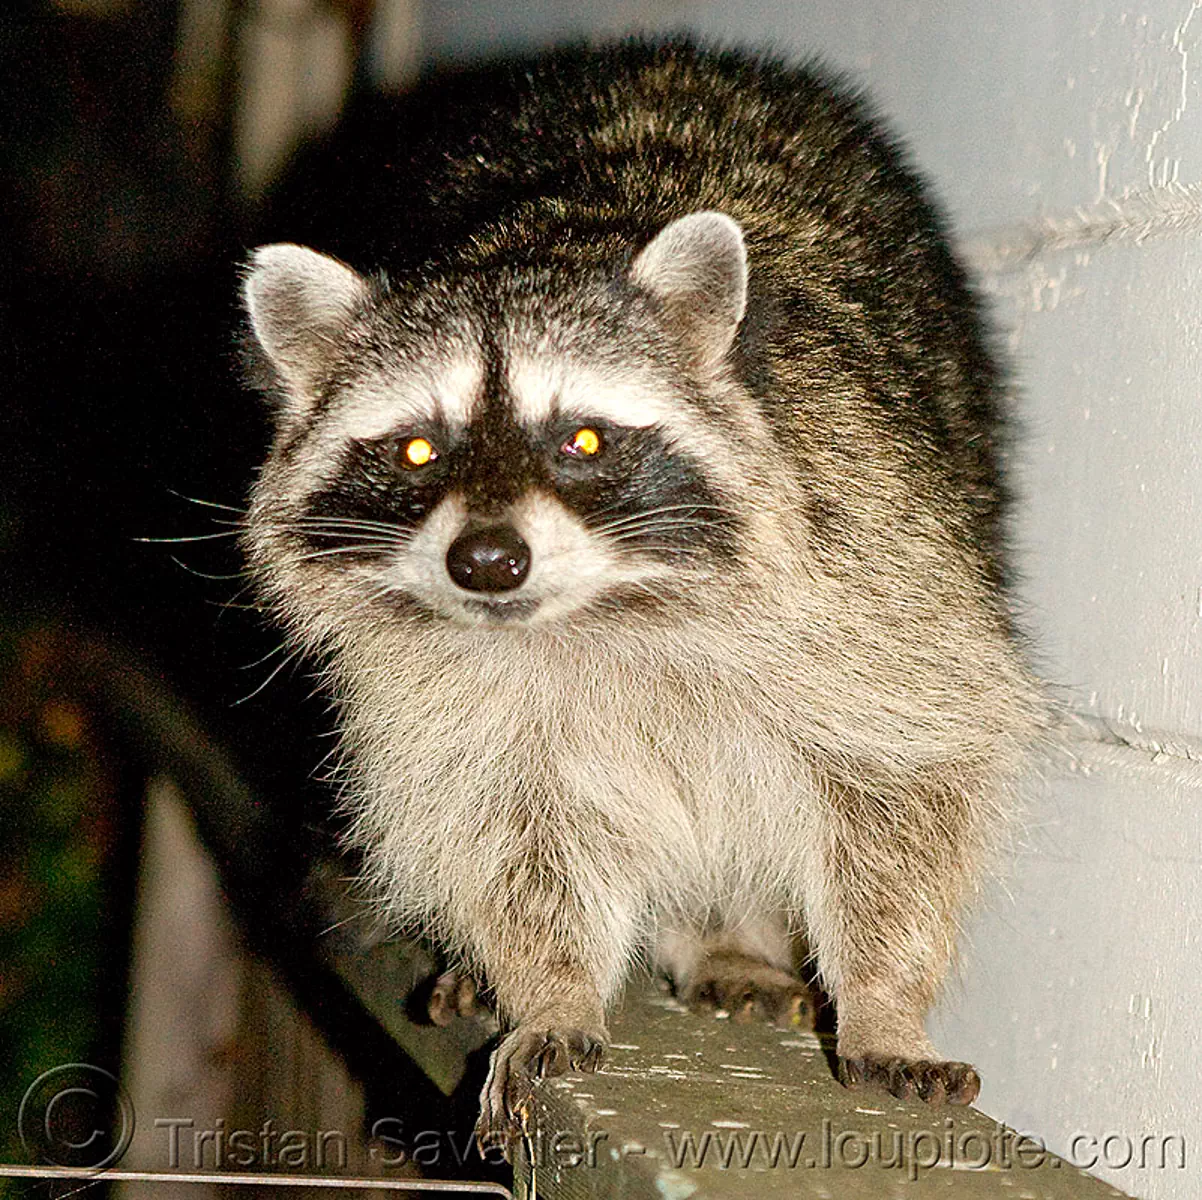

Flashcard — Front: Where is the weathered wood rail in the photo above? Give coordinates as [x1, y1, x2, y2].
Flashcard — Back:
[511, 985, 1134, 1200]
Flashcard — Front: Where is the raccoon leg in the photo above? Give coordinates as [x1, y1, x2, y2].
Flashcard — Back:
[656, 916, 816, 1028]
[810, 773, 984, 1106]
[475, 963, 610, 1147]
[471, 876, 634, 1145]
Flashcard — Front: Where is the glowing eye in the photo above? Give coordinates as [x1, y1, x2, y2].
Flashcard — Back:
[401, 437, 437, 468]
[563, 427, 602, 458]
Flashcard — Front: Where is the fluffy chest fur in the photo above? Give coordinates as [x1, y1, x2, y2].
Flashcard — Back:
[335, 626, 821, 942]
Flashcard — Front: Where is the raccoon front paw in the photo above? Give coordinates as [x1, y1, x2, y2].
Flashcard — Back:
[683, 952, 816, 1028]
[475, 1025, 606, 1149]
[837, 1054, 980, 1106]
[427, 969, 491, 1027]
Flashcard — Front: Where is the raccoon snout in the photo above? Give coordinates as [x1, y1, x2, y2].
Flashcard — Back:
[446, 524, 531, 592]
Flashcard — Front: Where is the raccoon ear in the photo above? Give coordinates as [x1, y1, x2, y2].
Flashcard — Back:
[242, 243, 369, 411]
[630, 211, 748, 369]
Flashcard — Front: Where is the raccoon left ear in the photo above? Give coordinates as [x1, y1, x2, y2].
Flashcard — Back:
[630, 211, 748, 369]
[242, 243, 370, 415]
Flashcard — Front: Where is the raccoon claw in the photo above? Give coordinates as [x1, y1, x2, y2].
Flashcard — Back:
[475, 1026, 606, 1151]
[428, 969, 488, 1027]
[684, 954, 816, 1028]
[837, 1055, 981, 1106]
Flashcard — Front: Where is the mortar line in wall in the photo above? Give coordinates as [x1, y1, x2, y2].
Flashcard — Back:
[1057, 710, 1202, 789]
[961, 182, 1202, 272]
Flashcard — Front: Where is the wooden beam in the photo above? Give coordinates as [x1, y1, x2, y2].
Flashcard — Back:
[515, 985, 1134, 1200]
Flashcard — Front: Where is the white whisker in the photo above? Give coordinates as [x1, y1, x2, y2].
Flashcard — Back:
[168, 556, 251, 581]
[232, 643, 306, 706]
[239, 641, 293, 671]
[166, 490, 249, 515]
[287, 516, 411, 537]
[293, 543, 406, 564]
[136, 529, 243, 544]
[590, 503, 732, 536]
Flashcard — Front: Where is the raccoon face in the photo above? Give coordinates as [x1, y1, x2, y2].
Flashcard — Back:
[243, 212, 755, 630]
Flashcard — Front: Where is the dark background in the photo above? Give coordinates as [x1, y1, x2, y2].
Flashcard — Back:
[0, 2, 426, 1166]
[3, 0, 266, 712]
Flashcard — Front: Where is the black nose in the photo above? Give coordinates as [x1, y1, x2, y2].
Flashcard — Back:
[446, 525, 531, 592]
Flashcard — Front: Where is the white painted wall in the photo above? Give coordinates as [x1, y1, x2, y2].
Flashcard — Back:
[423, 5, 1202, 1196]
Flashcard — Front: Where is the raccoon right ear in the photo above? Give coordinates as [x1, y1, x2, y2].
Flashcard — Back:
[630, 211, 748, 370]
[242, 243, 369, 412]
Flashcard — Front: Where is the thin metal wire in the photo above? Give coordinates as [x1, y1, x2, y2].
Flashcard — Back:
[0, 1166, 511, 1199]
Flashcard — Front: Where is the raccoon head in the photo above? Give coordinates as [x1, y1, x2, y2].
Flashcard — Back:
[242, 212, 766, 635]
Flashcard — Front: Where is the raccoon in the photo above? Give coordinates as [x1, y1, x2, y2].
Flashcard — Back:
[239, 40, 1043, 1137]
